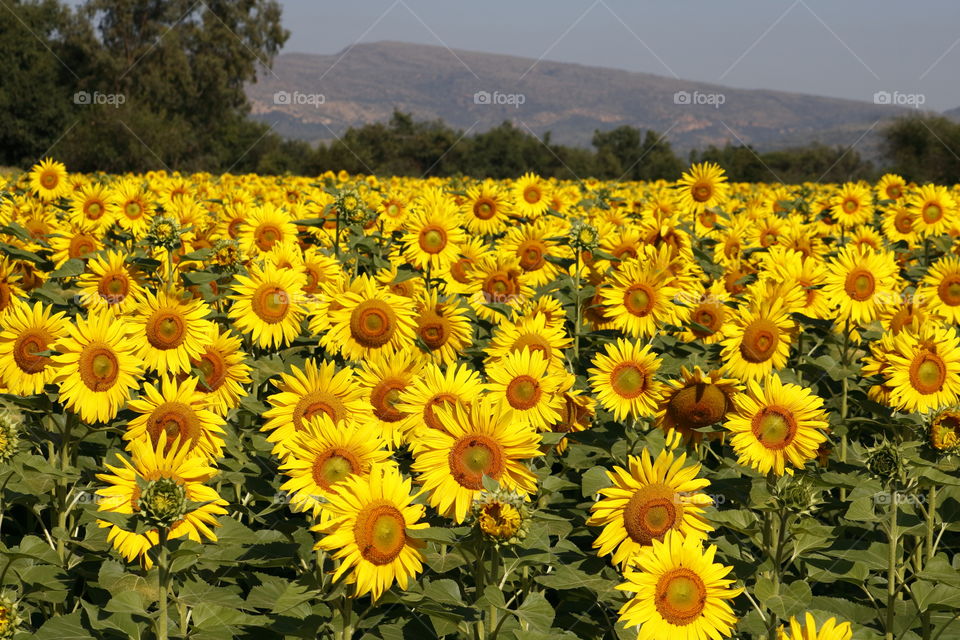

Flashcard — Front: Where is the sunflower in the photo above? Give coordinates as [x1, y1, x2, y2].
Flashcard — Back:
[466, 254, 534, 324]
[724, 374, 829, 475]
[920, 254, 960, 323]
[617, 531, 742, 640]
[96, 432, 228, 568]
[51, 312, 143, 423]
[676, 281, 730, 344]
[822, 246, 900, 326]
[356, 350, 423, 449]
[113, 180, 154, 237]
[440, 236, 487, 296]
[463, 179, 512, 235]
[28, 158, 69, 201]
[588, 448, 713, 567]
[886, 324, 960, 413]
[499, 221, 563, 287]
[279, 414, 392, 515]
[70, 183, 117, 230]
[656, 367, 742, 444]
[601, 259, 679, 339]
[301, 247, 344, 297]
[76, 250, 144, 315]
[397, 362, 485, 442]
[676, 162, 728, 213]
[228, 262, 307, 349]
[929, 409, 960, 451]
[513, 173, 551, 218]
[411, 289, 473, 365]
[547, 377, 596, 452]
[588, 338, 663, 420]
[378, 192, 410, 232]
[262, 359, 370, 456]
[186, 325, 252, 416]
[485, 348, 564, 430]
[412, 398, 541, 523]
[48, 222, 102, 268]
[485, 312, 571, 371]
[877, 174, 907, 202]
[777, 613, 852, 640]
[760, 247, 831, 319]
[881, 206, 918, 245]
[909, 184, 956, 237]
[829, 182, 874, 228]
[313, 464, 426, 600]
[321, 275, 416, 361]
[127, 289, 213, 376]
[720, 298, 794, 382]
[239, 202, 297, 255]
[0, 301, 70, 395]
[401, 187, 465, 271]
[125, 375, 227, 461]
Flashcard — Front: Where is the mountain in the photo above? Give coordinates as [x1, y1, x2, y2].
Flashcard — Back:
[944, 106, 960, 121]
[246, 41, 916, 154]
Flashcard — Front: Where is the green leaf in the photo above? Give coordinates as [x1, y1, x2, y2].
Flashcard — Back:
[513, 592, 554, 632]
[48, 258, 85, 278]
[32, 612, 94, 640]
[581, 466, 612, 497]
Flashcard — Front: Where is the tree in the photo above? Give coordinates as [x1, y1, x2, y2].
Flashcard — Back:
[882, 115, 960, 183]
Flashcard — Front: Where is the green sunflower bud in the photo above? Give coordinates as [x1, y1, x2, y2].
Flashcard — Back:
[145, 215, 182, 251]
[0, 593, 22, 640]
[0, 410, 21, 464]
[138, 477, 188, 529]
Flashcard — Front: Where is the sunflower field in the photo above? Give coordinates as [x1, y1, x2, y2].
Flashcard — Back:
[0, 159, 957, 640]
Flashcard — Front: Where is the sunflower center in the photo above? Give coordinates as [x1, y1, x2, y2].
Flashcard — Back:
[523, 186, 541, 204]
[98, 273, 130, 303]
[483, 272, 517, 303]
[506, 375, 542, 410]
[517, 240, 546, 271]
[610, 363, 648, 399]
[692, 184, 712, 203]
[474, 198, 497, 220]
[349, 300, 396, 348]
[255, 224, 282, 251]
[371, 380, 405, 422]
[311, 448, 360, 490]
[13, 329, 51, 374]
[146, 402, 198, 451]
[887, 185, 902, 199]
[85, 201, 104, 219]
[69, 235, 97, 259]
[692, 304, 723, 336]
[419, 226, 448, 254]
[125, 201, 143, 219]
[449, 434, 505, 490]
[41, 171, 58, 189]
[147, 311, 187, 350]
[667, 383, 728, 429]
[655, 568, 707, 626]
[294, 391, 346, 430]
[923, 204, 943, 223]
[844, 268, 875, 301]
[937, 276, 960, 306]
[424, 394, 457, 431]
[750, 406, 798, 450]
[623, 483, 678, 544]
[417, 309, 449, 349]
[909, 351, 947, 395]
[194, 352, 226, 391]
[79, 344, 120, 391]
[739, 318, 780, 363]
[894, 210, 913, 233]
[623, 284, 655, 317]
[354, 503, 407, 565]
[842, 198, 858, 213]
[252, 285, 290, 324]
[450, 257, 473, 283]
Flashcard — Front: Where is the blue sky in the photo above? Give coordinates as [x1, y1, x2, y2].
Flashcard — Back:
[278, 0, 960, 110]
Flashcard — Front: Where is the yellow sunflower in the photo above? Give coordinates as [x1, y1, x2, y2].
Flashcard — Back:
[676, 162, 728, 213]
[656, 367, 742, 444]
[617, 531, 742, 640]
[96, 432, 228, 568]
[228, 262, 307, 349]
[28, 158, 69, 201]
[70, 183, 117, 231]
[881, 206, 918, 245]
[186, 325, 252, 416]
[877, 173, 907, 202]
[485, 347, 564, 430]
[485, 311, 571, 371]
[412, 397, 541, 523]
[777, 613, 852, 640]
[724, 374, 829, 475]
[113, 180, 154, 237]
[822, 246, 900, 326]
[466, 254, 534, 324]
[0, 301, 70, 395]
[499, 221, 563, 287]
[513, 173, 551, 218]
[676, 281, 730, 344]
[356, 350, 424, 449]
[920, 254, 960, 323]
[76, 250, 144, 316]
[313, 464, 426, 600]
[886, 324, 960, 413]
[239, 202, 297, 255]
[411, 289, 473, 365]
[601, 259, 679, 339]
[720, 298, 794, 382]
[829, 182, 874, 228]
[908, 184, 956, 237]
[401, 187, 465, 271]
[124, 375, 227, 461]
[463, 179, 512, 235]
[588, 448, 713, 568]
[588, 338, 663, 420]
[51, 312, 143, 423]
[321, 275, 416, 361]
[48, 223, 102, 268]
[128, 289, 214, 376]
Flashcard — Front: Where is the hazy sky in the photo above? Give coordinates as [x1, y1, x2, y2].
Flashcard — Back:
[278, 0, 960, 110]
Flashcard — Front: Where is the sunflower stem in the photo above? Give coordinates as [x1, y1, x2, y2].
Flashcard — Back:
[921, 485, 937, 640]
[886, 485, 899, 640]
[165, 249, 175, 292]
[573, 251, 581, 362]
[764, 472, 785, 640]
[839, 319, 850, 502]
[157, 527, 170, 640]
[487, 546, 500, 639]
[338, 596, 354, 640]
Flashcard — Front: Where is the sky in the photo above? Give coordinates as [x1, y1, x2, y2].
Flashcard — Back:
[277, 0, 960, 111]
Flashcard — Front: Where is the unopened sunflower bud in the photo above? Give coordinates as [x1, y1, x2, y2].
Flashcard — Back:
[145, 215, 182, 251]
[138, 477, 188, 529]
[0, 410, 21, 464]
[0, 592, 22, 639]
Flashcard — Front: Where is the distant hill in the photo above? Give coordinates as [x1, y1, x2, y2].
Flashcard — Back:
[246, 41, 922, 154]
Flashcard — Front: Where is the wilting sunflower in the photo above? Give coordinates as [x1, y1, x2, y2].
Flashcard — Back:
[513, 173, 551, 218]
[485, 348, 564, 430]
[313, 464, 426, 600]
[28, 158, 69, 201]
[656, 367, 742, 444]
[588, 448, 713, 568]
[588, 338, 663, 420]
[70, 183, 117, 230]
[279, 414, 392, 515]
[239, 202, 297, 255]
[262, 359, 370, 456]
[228, 262, 307, 349]
[96, 432, 228, 568]
[124, 375, 227, 461]
[617, 531, 742, 640]
[77, 250, 144, 315]
[356, 350, 423, 449]
[463, 179, 512, 235]
[829, 182, 874, 228]
[724, 374, 829, 475]
[401, 187, 465, 271]
[51, 312, 143, 423]
[411, 289, 473, 365]
[485, 312, 571, 371]
[908, 184, 956, 237]
[929, 409, 960, 451]
[0, 301, 69, 395]
[676, 162, 728, 213]
[322, 275, 416, 361]
[601, 259, 679, 339]
[720, 298, 794, 382]
[886, 324, 960, 413]
[777, 613, 852, 640]
[412, 398, 541, 523]
[127, 290, 213, 375]
[921, 254, 960, 323]
[186, 325, 252, 416]
[822, 246, 899, 325]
